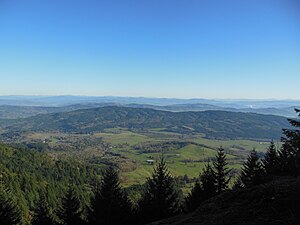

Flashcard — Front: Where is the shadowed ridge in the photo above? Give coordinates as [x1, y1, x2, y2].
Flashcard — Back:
[150, 177, 300, 225]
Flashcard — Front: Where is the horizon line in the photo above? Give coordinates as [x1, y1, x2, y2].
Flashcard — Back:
[0, 95, 300, 101]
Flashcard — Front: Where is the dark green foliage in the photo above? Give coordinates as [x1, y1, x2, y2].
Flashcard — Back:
[185, 164, 217, 213]
[88, 167, 133, 225]
[0, 143, 99, 223]
[240, 149, 265, 187]
[164, 178, 300, 225]
[185, 182, 203, 212]
[199, 164, 217, 199]
[0, 188, 21, 225]
[31, 197, 56, 225]
[213, 147, 231, 193]
[2, 106, 289, 139]
[279, 108, 300, 175]
[232, 177, 243, 190]
[278, 145, 296, 175]
[58, 187, 84, 225]
[138, 158, 181, 224]
[186, 154, 230, 213]
[262, 141, 279, 175]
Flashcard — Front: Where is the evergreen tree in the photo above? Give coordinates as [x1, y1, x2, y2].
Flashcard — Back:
[240, 149, 265, 187]
[262, 141, 279, 175]
[185, 181, 203, 212]
[58, 187, 84, 225]
[87, 167, 133, 225]
[0, 188, 21, 225]
[280, 108, 300, 175]
[200, 164, 217, 199]
[278, 145, 296, 175]
[138, 158, 181, 224]
[232, 177, 243, 190]
[185, 163, 220, 213]
[213, 147, 231, 193]
[31, 197, 56, 225]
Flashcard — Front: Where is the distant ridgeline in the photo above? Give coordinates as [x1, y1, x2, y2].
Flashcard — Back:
[0, 106, 290, 140]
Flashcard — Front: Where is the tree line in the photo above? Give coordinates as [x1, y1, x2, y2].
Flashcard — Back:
[186, 109, 300, 212]
[1, 109, 300, 225]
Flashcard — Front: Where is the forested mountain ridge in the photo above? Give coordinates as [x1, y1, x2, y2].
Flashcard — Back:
[0, 103, 116, 119]
[0, 106, 290, 140]
[126, 104, 299, 118]
[0, 103, 297, 119]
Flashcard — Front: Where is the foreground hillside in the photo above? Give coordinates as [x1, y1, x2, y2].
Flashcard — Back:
[152, 177, 300, 225]
[1, 106, 290, 139]
[0, 143, 100, 223]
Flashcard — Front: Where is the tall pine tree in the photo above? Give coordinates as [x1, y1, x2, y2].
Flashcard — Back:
[213, 147, 231, 193]
[138, 157, 181, 224]
[240, 149, 265, 187]
[185, 181, 203, 212]
[58, 187, 84, 225]
[185, 164, 217, 213]
[87, 167, 133, 225]
[262, 141, 279, 175]
[199, 164, 217, 199]
[278, 145, 295, 175]
[31, 197, 56, 225]
[280, 108, 300, 175]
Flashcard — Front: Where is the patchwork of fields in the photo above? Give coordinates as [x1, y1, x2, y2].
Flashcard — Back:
[12, 128, 274, 187]
[94, 129, 272, 185]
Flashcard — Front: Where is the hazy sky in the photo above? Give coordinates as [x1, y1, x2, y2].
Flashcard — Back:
[0, 0, 299, 99]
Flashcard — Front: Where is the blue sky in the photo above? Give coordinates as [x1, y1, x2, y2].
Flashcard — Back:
[0, 0, 299, 99]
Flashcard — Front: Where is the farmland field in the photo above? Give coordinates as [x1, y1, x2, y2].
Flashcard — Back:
[94, 129, 272, 185]
[10, 128, 275, 187]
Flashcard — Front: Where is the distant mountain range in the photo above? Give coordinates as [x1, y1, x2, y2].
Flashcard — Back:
[0, 95, 300, 108]
[126, 104, 298, 118]
[0, 106, 290, 140]
[0, 96, 296, 140]
[0, 102, 298, 119]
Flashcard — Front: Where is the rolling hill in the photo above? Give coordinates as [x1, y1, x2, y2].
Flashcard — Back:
[0, 106, 290, 140]
[0, 102, 298, 120]
[0, 103, 116, 119]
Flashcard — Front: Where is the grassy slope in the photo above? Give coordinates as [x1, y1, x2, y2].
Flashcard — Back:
[94, 129, 258, 186]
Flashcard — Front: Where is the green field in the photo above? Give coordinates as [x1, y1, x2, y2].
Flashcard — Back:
[89, 129, 272, 186]
[5, 128, 275, 188]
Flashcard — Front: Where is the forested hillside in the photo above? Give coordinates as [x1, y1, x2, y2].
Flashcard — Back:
[0, 143, 100, 223]
[1, 106, 289, 140]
